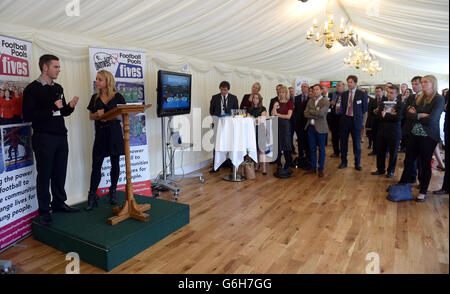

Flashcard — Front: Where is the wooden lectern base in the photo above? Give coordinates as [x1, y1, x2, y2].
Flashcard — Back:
[99, 105, 153, 226]
[108, 198, 151, 226]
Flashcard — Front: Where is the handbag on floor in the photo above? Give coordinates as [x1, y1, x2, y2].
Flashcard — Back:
[386, 184, 413, 202]
[242, 161, 256, 180]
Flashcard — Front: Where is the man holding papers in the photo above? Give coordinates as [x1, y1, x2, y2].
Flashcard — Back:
[371, 86, 405, 178]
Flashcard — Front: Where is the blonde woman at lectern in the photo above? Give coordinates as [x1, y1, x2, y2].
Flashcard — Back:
[85, 70, 126, 211]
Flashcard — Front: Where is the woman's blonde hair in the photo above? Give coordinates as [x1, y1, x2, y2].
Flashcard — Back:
[278, 85, 289, 101]
[95, 70, 117, 102]
[416, 75, 438, 105]
[252, 82, 261, 92]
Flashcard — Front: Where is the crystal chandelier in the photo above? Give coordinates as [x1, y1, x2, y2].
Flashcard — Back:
[344, 47, 382, 75]
[306, 13, 358, 49]
[344, 47, 372, 69]
[362, 60, 382, 76]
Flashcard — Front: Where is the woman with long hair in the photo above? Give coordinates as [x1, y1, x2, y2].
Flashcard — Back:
[85, 70, 126, 211]
[248, 93, 268, 174]
[402, 88, 412, 103]
[399, 75, 445, 202]
[271, 85, 294, 171]
[240, 82, 261, 110]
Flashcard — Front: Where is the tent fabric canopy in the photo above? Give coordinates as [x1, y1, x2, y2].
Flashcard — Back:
[0, 0, 448, 79]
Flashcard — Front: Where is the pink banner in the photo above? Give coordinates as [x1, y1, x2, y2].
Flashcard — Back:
[0, 211, 38, 251]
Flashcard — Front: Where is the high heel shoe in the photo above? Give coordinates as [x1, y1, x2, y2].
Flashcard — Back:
[108, 189, 118, 205]
[85, 192, 99, 211]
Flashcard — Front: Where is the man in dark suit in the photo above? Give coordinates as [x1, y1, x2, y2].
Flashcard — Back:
[371, 86, 405, 178]
[322, 85, 331, 147]
[338, 75, 368, 171]
[327, 81, 344, 158]
[294, 82, 311, 166]
[209, 81, 238, 117]
[209, 81, 239, 173]
[399, 76, 423, 183]
[433, 90, 448, 195]
[367, 87, 386, 156]
[289, 86, 297, 153]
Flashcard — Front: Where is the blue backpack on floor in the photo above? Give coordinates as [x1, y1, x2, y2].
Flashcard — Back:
[386, 184, 413, 202]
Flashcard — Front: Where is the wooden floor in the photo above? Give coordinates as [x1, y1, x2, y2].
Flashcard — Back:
[1, 140, 448, 274]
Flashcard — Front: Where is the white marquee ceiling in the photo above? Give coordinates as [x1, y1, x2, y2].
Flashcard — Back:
[0, 0, 448, 78]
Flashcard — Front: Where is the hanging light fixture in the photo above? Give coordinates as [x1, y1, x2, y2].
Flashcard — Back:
[344, 47, 372, 69]
[344, 46, 383, 75]
[306, 11, 358, 49]
[362, 60, 382, 76]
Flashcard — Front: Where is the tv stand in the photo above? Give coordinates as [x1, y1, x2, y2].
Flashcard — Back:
[152, 116, 204, 200]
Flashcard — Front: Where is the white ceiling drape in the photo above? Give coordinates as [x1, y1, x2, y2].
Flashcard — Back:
[0, 0, 447, 80]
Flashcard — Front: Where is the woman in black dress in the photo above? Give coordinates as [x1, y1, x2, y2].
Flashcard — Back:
[248, 93, 268, 174]
[85, 70, 125, 211]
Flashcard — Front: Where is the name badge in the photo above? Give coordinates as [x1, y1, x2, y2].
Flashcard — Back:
[356, 100, 362, 105]
[53, 111, 61, 116]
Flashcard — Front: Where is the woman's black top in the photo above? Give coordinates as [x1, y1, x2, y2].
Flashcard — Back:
[249, 106, 266, 118]
[405, 94, 445, 142]
[87, 92, 126, 157]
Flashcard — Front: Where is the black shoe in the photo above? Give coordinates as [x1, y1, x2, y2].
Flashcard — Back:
[433, 189, 448, 195]
[330, 154, 339, 158]
[39, 214, 53, 226]
[371, 170, 384, 175]
[52, 203, 80, 213]
[338, 163, 347, 169]
[386, 172, 394, 178]
[355, 166, 362, 171]
[209, 168, 217, 173]
[85, 192, 99, 211]
[368, 151, 376, 156]
[108, 189, 118, 205]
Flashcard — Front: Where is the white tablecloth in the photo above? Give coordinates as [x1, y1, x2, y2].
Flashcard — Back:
[214, 117, 258, 170]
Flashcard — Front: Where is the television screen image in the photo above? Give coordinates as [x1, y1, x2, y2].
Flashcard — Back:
[331, 81, 339, 88]
[157, 70, 191, 117]
[320, 81, 331, 88]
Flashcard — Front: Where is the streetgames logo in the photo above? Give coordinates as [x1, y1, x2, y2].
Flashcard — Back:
[93, 52, 119, 71]
[0, 54, 29, 77]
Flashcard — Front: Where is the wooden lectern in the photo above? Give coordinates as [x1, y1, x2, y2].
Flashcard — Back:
[98, 105, 152, 226]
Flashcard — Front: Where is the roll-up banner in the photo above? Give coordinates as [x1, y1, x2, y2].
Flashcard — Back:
[0, 34, 37, 252]
[88, 47, 151, 197]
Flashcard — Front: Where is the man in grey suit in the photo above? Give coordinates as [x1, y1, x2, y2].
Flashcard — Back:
[304, 84, 330, 178]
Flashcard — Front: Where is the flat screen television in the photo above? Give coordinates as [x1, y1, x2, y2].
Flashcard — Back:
[320, 81, 331, 88]
[157, 70, 192, 117]
[331, 81, 339, 88]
